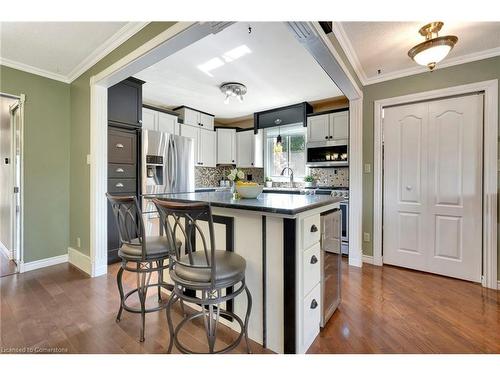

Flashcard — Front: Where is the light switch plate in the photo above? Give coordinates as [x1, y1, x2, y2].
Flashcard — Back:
[363, 232, 370, 242]
[86, 154, 91, 165]
[364, 163, 371, 173]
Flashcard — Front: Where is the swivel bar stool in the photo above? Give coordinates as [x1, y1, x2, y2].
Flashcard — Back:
[153, 199, 252, 354]
[107, 194, 177, 342]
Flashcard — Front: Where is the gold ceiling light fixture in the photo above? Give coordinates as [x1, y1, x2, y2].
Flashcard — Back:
[408, 22, 458, 71]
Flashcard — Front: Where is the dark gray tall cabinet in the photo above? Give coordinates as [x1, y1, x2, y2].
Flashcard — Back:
[107, 77, 144, 264]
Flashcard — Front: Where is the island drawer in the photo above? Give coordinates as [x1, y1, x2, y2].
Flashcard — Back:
[303, 243, 321, 296]
[302, 282, 321, 351]
[302, 214, 321, 250]
[108, 163, 136, 178]
[108, 178, 136, 193]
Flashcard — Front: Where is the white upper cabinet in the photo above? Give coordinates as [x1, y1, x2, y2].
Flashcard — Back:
[330, 111, 348, 141]
[142, 107, 178, 134]
[307, 110, 349, 142]
[199, 129, 216, 167]
[179, 124, 200, 164]
[142, 107, 157, 131]
[237, 130, 264, 168]
[182, 108, 200, 127]
[307, 114, 330, 142]
[179, 124, 216, 167]
[176, 107, 215, 130]
[216, 128, 237, 165]
[157, 112, 178, 134]
[199, 112, 215, 130]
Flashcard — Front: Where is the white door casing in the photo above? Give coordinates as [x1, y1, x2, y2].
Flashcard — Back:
[383, 94, 483, 282]
[373, 80, 498, 289]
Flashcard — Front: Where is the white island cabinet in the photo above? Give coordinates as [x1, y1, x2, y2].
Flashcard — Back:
[146, 191, 342, 354]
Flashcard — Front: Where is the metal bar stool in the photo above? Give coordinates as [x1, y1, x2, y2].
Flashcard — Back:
[107, 194, 179, 342]
[153, 199, 252, 354]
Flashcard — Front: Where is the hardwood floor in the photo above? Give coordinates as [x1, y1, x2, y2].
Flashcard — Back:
[0, 251, 16, 278]
[1, 259, 499, 354]
[308, 259, 500, 354]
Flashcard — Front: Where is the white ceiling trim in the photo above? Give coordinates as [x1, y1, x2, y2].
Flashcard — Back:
[331, 22, 369, 85]
[0, 56, 69, 82]
[66, 22, 149, 82]
[0, 22, 149, 84]
[332, 22, 500, 86]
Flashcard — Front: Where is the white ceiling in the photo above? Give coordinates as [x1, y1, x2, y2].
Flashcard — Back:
[333, 21, 500, 85]
[0, 22, 147, 83]
[135, 22, 343, 119]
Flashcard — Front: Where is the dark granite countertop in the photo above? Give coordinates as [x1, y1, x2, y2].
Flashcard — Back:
[144, 191, 342, 216]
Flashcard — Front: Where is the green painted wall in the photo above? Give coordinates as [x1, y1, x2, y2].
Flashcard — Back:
[0, 65, 70, 262]
[361, 56, 500, 278]
[70, 22, 175, 255]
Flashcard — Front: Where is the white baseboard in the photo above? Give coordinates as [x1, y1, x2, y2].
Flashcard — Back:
[362, 254, 383, 266]
[0, 241, 12, 260]
[19, 253, 68, 273]
[68, 247, 92, 276]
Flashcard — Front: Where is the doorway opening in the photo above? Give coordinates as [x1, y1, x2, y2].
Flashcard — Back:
[0, 93, 24, 277]
[87, 22, 363, 277]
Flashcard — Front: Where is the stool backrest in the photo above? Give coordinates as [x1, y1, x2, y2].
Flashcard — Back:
[106, 194, 146, 259]
[153, 199, 216, 286]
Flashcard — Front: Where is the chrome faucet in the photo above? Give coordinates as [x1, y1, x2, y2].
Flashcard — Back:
[280, 167, 294, 188]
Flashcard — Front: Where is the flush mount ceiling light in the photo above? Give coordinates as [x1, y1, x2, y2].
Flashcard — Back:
[408, 22, 458, 71]
[220, 82, 247, 104]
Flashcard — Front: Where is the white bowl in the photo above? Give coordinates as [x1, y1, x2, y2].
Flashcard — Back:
[235, 184, 264, 199]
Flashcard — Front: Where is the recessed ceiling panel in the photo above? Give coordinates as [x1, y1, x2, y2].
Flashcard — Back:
[135, 22, 344, 119]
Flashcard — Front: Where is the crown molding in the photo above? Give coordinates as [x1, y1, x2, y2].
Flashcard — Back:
[331, 22, 369, 86]
[66, 22, 149, 82]
[0, 56, 70, 83]
[0, 22, 149, 84]
[332, 22, 500, 86]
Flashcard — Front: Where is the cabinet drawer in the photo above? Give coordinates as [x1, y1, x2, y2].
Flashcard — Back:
[108, 178, 136, 193]
[302, 214, 321, 250]
[108, 128, 137, 164]
[108, 163, 136, 179]
[303, 243, 321, 296]
[302, 283, 321, 351]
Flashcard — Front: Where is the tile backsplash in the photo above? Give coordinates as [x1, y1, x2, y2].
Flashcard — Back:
[195, 166, 264, 188]
[310, 167, 349, 187]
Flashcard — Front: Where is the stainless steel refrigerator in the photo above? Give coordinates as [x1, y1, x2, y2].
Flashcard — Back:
[141, 129, 195, 235]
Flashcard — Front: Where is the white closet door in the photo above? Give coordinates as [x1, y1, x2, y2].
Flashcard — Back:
[383, 102, 429, 272]
[383, 94, 483, 282]
[425, 95, 483, 281]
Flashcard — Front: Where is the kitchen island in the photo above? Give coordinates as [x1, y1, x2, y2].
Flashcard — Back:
[143, 191, 342, 354]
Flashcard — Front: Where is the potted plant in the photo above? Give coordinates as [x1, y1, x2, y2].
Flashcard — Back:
[227, 168, 245, 194]
[265, 177, 273, 188]
[304, 175, 316, 188]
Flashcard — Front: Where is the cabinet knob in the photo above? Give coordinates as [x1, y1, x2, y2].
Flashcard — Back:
[251, 163, 254, 166]
[115, 183, 124, 188]
[310, 299, 318, 309]
[139, 120, 143, 124]
[329, 136, 333, 139]
[115, 143, 124, 149]
[325, 136, 328, 139]
[310, 255, 318, 264]
[116, 168, 124, 173]
[232, 160, 235, 163]
[310, 224, 318, 233]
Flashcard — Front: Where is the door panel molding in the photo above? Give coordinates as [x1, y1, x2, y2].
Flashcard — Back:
[374, 80, 498, 289]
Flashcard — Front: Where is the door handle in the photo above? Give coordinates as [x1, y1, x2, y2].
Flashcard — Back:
[116, 168, 124, 173]
[406, 185, 412, 191]
[310, 299, 318, 309]
[115, 183, 124, 188]
[310, 224, 318, 233]
[310, 255, 318, 264]
[115, 143, 124, 148]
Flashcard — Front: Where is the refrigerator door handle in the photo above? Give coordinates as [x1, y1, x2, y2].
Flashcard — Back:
[172, 138, 179, 191]
[167, 137, 174, 191]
